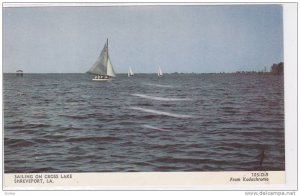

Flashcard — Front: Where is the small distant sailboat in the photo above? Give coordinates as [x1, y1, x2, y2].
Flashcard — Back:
[16, 70, 23, 77]
[158, 66, 163, 77]
[128, 66, 134, 77]
[87, 39, 116, 81]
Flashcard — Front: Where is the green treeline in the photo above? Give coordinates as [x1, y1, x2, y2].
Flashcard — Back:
[271, 62, 284, 75]
[233, 62, 284, 75]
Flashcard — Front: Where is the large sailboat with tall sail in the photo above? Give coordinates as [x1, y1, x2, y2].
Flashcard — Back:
[87, 39, 116, 81]
[158, 66, 163, 77]
[128, 66, 134, 77]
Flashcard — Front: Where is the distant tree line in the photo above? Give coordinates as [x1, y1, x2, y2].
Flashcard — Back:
[271, 62, 284, 75]
[233, 62, 284, 75]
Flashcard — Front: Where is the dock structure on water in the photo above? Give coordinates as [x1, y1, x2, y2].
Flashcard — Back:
[16, 70, 23, 76]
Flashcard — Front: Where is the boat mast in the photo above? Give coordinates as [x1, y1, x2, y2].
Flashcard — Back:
[106, 38, 109, 75]
[107, 38, 109, 54]
[106, 38, 109, 62]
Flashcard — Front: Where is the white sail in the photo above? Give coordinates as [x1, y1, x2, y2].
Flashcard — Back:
[107, 57, 116, 77]
[128, 66, 134, 77]
[158, 66, 163, 76]
[87, 39, 116, 77]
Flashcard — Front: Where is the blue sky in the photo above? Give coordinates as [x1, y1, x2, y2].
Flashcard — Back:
[3, 5, 283, 73]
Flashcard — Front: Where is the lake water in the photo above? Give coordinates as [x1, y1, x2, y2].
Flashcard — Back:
[4, 73, 285, 172]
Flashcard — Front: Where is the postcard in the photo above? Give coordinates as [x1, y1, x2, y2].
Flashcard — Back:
[2, 2, 297, 192]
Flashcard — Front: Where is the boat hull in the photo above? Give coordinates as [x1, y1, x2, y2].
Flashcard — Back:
[92, 78, 110, 81]
[92, 74, 112, 81]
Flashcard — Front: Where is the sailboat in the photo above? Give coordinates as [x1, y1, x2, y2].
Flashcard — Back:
[158, 66, 163, 77]
[128, 66, 134, 77]
[87, 39, 116, 81]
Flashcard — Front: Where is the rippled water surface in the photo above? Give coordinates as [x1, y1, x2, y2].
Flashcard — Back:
[4, 73, 284, 172]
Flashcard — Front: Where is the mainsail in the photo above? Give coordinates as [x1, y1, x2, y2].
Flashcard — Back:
[158, 66, 163, 76]
[87, 39, 116, 77]
[128, 66, 134, 77]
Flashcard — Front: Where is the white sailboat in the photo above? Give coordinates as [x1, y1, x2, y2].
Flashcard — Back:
[87, 39, 116, 81]
[128, 66, 134, 77]
[158, 66, 163, 77]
